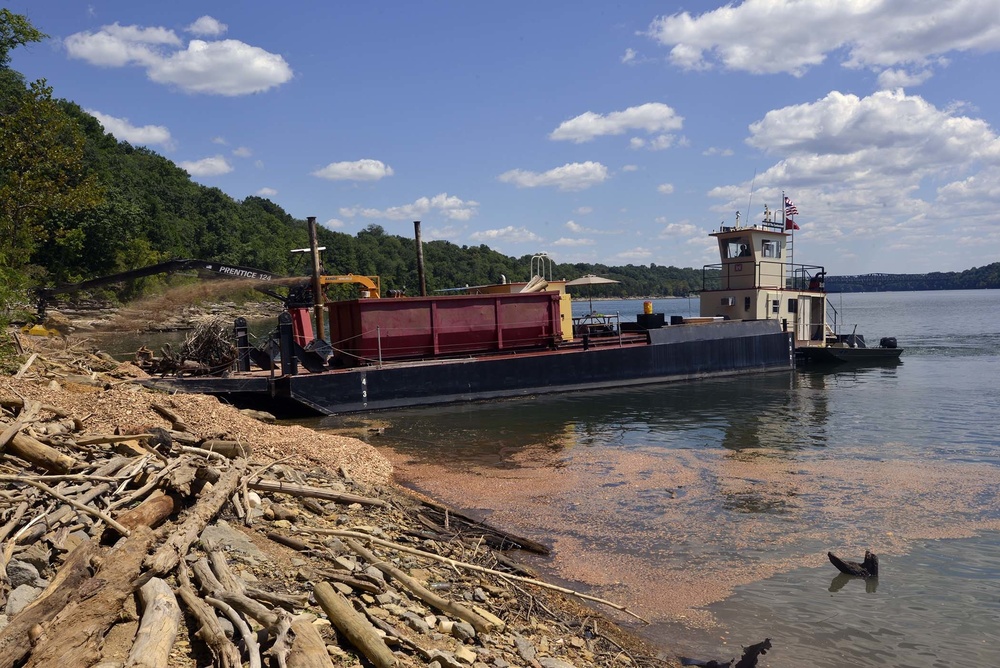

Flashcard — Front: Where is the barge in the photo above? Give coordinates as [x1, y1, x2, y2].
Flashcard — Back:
[142, 222, 810, 416]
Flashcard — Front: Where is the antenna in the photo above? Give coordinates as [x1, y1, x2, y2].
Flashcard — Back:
[745, 169, 758, 226]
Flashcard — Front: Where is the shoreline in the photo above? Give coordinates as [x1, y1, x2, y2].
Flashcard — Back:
[1, 334, 677, 667]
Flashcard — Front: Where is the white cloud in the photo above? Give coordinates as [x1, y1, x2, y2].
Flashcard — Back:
[312, 159, 394, 182]
[65, 23, 292, 96]
[86, 109, 173, 148]
[711, 88, 1000, 244]
[877, 68, 934, 89]
[469, 226, 542, 243]
[179, 155, 232, 176]
[657, 183, 674, 195]
[233, 146, 252, 158]
[256, 187, 277, 196]
[550, 102, 683, 143]
[211, 136, 227, 145]
[186, 16, 228, 37]
[621, 165, 639, 172]
[646, 1, 1000, 77]
[703, 147, 734, 157]
[575, 206, 593, 215]
[498, 161, 609, 191]
[621, 48, 637, 64]
[565, 220, 614, 235]
[658, 222, 699, 238]
[616, 248, 653, 261]
[322, 218, 345, 229]
[552, 237, 595, 247]
[344, 193, 478, 221]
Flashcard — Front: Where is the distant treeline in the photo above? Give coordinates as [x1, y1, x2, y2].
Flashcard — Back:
[826, 263, 1000, 292]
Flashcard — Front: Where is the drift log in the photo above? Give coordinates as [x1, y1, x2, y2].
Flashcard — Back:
[124, 577, 181, 668]
[145, 459, 248, 576]
[314, 581, 396, 668]
[2, 431, 77, 473]
[175, 561, 241, 668]
[345, 538, 493, 633]
[21, 526, 157, 668]
[288, 616, 335, 668]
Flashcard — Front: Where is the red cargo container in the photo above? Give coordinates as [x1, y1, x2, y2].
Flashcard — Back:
[326, 292, 563, 366]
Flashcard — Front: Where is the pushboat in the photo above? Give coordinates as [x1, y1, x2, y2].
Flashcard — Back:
[697, 206, 903, 365]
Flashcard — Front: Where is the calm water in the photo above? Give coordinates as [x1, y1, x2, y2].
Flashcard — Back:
[319, 290, 1000, 666]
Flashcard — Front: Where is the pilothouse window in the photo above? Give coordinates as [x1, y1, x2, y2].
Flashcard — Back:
[761, 240, 781, 258]
[725, 238, 751, 259]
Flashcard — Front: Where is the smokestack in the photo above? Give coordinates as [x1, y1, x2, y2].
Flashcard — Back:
[307, 216, 324, 340]
[414, 220, 427, 297]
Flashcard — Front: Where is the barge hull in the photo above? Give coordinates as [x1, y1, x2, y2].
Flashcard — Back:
[145, 320, 793, 416]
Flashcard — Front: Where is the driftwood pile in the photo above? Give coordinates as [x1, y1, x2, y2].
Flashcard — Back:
[0, 376, 660, 667]
[135, 318, 238, 377]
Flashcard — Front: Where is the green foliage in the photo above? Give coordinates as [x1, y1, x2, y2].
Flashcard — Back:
[0, 79, 103, 270]
[0, 9, 46, 68]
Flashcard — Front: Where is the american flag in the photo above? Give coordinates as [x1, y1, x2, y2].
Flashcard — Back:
[784, 196, 799, 217]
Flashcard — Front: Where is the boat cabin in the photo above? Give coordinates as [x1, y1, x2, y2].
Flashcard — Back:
[700, 208, 829, 348]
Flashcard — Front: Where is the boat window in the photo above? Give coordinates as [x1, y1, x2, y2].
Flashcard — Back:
[725, 239, 751, 259]
[761, 240, 781, 258]
[787, 298, 798, 313]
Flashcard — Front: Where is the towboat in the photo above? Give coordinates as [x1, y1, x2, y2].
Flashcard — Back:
[697, 206, 903, 365]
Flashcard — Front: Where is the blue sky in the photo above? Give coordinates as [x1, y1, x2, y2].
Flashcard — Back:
[9, 1, 1000, 275]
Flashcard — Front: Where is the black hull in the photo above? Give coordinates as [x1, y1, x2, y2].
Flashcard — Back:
[144, 321, 794, 416]
[799, 346, 903, 365]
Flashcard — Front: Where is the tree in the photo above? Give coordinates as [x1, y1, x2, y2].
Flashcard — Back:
[0, 78, 103, 269]
[0, 9, 45, 68]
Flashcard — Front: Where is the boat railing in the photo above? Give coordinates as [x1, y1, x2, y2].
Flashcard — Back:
[701, 262, 827, 291]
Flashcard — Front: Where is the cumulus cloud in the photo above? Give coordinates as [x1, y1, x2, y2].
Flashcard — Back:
[469, 226, 542, 243]
[179, 155, 232, 176]
[552, 237, 595, 247]
[703, 147, 734, 157]
[657, 183, 675, 195]
[711, 88, 1000, 245]
[86, 109, 173, 148]
[186, 16, 227, 37]
[646, 1, 1000, 77]
[65, 21, 292, 95]
[621, 48, 637, 64]
[341, 193, 478, 221]
[312, 159, 394, 182]
[550, 103, 683, 143]
[232, 146, 252, 158]
[498, 161, 609, 191]
[322, 218, 345, 229]
[877, 68, 934, 89]
[256, 187, 277, 196]
[657, 222, 699, 238]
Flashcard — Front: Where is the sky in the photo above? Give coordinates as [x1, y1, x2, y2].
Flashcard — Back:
[8, 1, 1000, 275]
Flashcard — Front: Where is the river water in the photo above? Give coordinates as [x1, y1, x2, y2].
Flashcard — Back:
[312, 289, 1000, 667]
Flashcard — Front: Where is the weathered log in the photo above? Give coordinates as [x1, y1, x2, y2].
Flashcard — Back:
[21, 526, 158, 668]
[344, 537, 493, 634]
[267, 531, 311, 552]
[3, 431, 78, 473]
[144, 459, 248, 576]
[207, 596, 262, 668]
[124, 577, 181, 668]
[249, 479, 386, 508]
[151, 403, 189, 432]
[198, 439, 249, 459]
[0, 539, 99, 668]
[313, 581, 396, 668]
[288, 616, 335, 668]
[105, 491, 179, 539]
[175, 561, 241, 668]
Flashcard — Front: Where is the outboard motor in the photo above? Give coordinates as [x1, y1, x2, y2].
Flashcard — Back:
[879, 337, 897, 349]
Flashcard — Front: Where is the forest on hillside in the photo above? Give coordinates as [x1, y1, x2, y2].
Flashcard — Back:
[0, 9, 996, 343]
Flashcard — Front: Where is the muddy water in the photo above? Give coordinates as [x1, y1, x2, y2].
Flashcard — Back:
[314, 290, 1000, 667]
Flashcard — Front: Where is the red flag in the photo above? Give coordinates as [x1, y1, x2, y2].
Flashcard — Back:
[785, 219, 800, 231]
